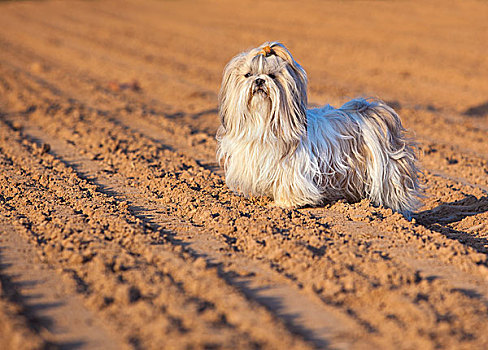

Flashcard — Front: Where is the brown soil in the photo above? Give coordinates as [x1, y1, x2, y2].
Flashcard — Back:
[0, 0, 487, 349]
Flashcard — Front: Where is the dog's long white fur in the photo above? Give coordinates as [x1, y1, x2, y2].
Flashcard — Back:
[217, 42, 421, 215]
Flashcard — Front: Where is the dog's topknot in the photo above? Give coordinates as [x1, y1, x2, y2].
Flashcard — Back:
[259, 45, 274, 57]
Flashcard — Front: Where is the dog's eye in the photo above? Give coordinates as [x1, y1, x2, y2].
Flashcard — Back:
[268, 73, 276, 79]
[244, 72, 252, 78]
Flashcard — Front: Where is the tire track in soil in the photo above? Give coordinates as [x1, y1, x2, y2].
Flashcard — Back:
[2, 59, 488, 348]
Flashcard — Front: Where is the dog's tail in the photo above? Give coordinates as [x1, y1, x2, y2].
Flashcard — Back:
[341, 98, 423, 217]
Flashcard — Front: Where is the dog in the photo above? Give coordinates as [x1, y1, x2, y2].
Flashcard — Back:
[217, 42, 421, 216]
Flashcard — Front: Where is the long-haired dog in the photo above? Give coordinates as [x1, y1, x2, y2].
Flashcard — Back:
[217, 42, 421, 216]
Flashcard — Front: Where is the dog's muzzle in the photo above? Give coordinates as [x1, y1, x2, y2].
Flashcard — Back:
[252, 78, 268, 95]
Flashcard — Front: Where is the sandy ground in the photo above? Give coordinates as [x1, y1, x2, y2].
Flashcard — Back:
[0, 0, 487, 349]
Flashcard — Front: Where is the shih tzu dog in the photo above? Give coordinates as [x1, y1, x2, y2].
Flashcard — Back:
[217, 42, 421, 216]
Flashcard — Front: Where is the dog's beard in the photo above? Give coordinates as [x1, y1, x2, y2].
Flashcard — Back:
[249, 93, 271, 126]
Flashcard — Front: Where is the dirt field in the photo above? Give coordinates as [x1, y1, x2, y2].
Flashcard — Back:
[0, 0, 487, 349]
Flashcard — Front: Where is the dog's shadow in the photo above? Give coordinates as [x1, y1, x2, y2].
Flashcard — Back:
[415, 195, 488, 254]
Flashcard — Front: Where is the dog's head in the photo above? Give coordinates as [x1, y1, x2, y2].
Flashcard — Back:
[218, 42, 308, 149]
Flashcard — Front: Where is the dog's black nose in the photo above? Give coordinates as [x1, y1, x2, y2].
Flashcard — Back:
[255, 78, 265, 86]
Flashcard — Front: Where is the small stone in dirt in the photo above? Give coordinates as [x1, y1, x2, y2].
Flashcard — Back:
[115, 285, 142, 304]
[107, 80, 141, 92]
[11, 121, 22, 131]
[256, 239, 266, 247]
[128, 286, 141, 303]
[107, 81, 120, 92]
[446, 156, 458, 165]
[30, 62, 43, 73]
[41, 143, 51, 155]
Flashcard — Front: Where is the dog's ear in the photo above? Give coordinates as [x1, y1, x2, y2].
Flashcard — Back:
[261, 43, 308, 153]
[218, 52, 246, 133]
[270, 73, 308, 155]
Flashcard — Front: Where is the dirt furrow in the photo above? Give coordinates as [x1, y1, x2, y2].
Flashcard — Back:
[20, 115, 365, 349]
[0, 121, 315, 349]
[2, 62, 488, 348]
[0, 219, 122, 349]
[0, 63, 367, 348]
[0, 14, 218, 109]
[0, 255, 46, 350]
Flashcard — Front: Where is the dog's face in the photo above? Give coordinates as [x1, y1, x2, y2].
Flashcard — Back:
[218, 42, 308, 149]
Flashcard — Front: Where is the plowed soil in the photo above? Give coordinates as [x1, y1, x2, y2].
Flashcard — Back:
[1, 1, 487, 349]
